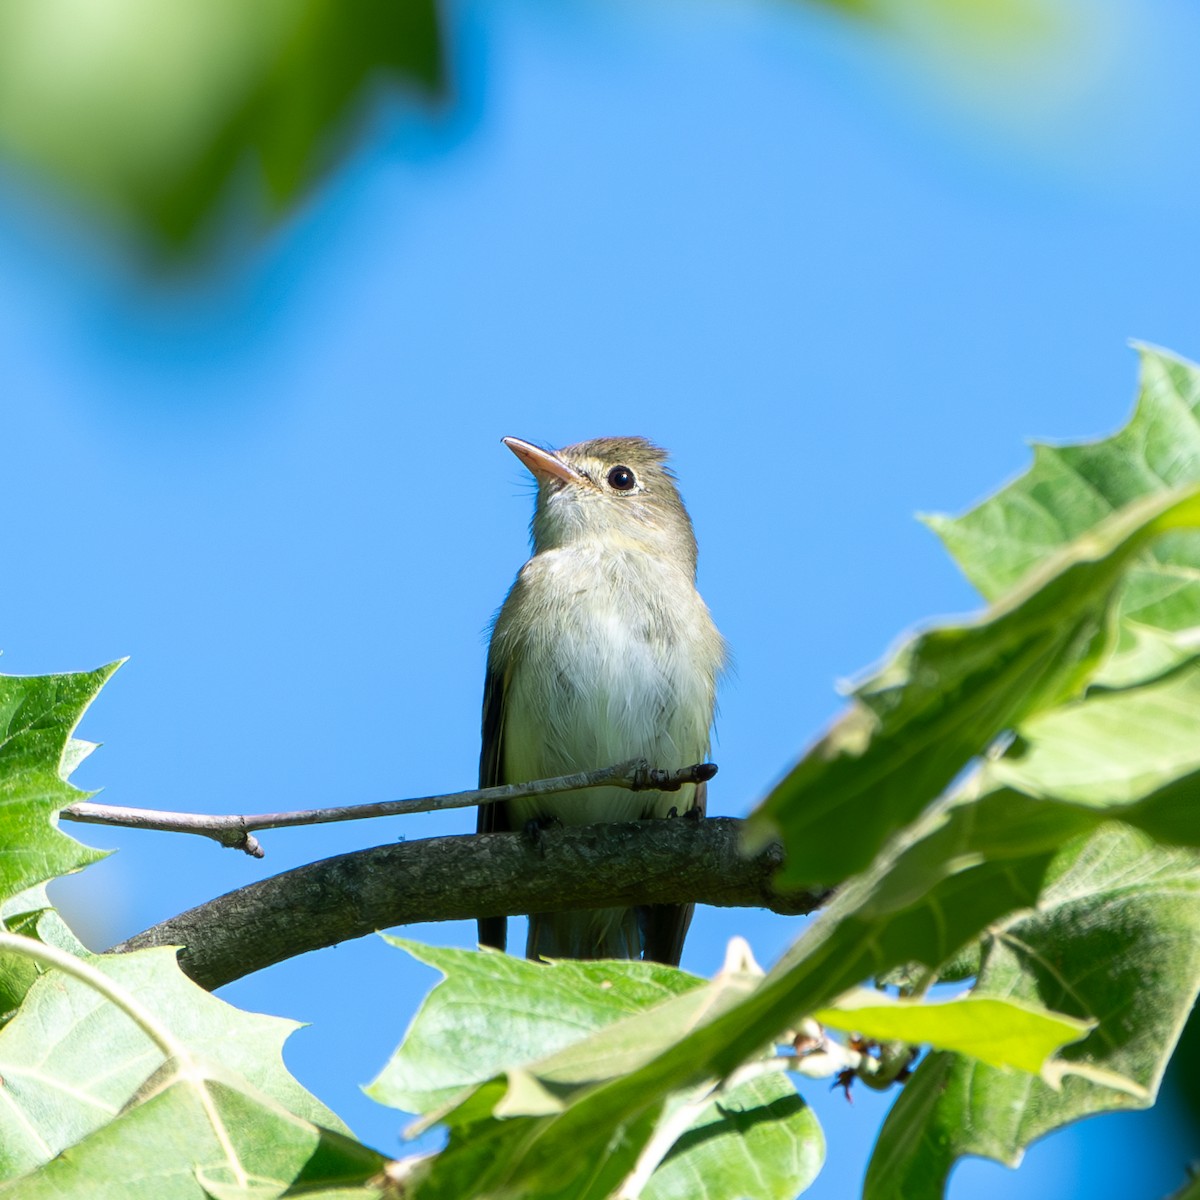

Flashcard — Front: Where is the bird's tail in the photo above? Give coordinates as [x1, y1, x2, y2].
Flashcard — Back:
[526, 906, 642, 961]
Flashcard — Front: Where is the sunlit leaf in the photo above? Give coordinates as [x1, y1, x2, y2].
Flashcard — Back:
[367, 939, 703, 1118]
[927, 345, 1200, 611]
[0, 663, 116, 909]
[814, 991, 1090, 1078]
[3, 1063, 384, 1200]
[0, 946, 346, 1182]
[0, 884, 87, 1026]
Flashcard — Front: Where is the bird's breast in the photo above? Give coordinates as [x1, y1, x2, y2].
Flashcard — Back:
[498, 545, 720, 827]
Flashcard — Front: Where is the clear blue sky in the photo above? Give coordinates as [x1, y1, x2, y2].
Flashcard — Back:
[1, 0, 1196, 1195]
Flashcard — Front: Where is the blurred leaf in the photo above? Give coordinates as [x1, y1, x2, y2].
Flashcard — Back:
[814, 991, 1091, 1078]
[0, 0, 443, 252]
[1165, 1170, 1200, 1200]
[0, 663, 116, 909]
[748, 484, 1200, 890]
[0, 946, 347, 1182]
[643, 1073, 823, 1200]
[863, 826, 1200, 1199]
[1089, 622, 1200, 691]
[1166, 1001, 1200, 1145]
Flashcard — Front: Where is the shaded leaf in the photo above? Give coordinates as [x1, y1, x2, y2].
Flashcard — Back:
[404, 778, 1096, 1199]
[644, 1073, 823, 1200]
[863, 826, 1200, 1199]
[371, 941, 824, 1200]
[749, 485, 1200, 889]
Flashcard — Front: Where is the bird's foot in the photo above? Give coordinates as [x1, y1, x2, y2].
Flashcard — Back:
[523, 814, 562, 855]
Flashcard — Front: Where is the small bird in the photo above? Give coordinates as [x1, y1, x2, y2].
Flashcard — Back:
[477, 435, 725, 964]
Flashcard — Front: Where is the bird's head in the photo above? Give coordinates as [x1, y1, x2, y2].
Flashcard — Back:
[504, 435, 698, 573]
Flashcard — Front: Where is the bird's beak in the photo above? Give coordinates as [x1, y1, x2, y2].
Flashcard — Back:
[503, 437, 587, 485]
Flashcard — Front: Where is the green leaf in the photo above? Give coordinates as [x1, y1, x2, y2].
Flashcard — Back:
[1089, 621, 1200, 691]
[0, 0, 443, 252]
[394, 943, 775, 1199]
[813, 991, 1091, 1078]
[0, 1064, 385, 1200]
[0, 946, 347, 1182]
[936, 608, 1200, 863]
[411, 715, 1195, 1197]
[749, 484, 1200, 889]
[404, 771, 1103, 1200]
[1164, 1170, 1200, 1200]
[985, 664, 1200, 820]
[0, 663, 117, 908]
[643, 1073, 824, 1200]
[372, 941, 824, 1200]
[367, 939, 704, 1118]
[863, 826, 1200, 1199]
[0, 884, 88, 1025]
[927, 344, 1200, 610]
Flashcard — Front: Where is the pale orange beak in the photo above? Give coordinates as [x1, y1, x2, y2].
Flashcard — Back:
[502, 436, 587, 485]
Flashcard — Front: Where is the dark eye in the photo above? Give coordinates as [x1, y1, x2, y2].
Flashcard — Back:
[607, 465, 636, 491]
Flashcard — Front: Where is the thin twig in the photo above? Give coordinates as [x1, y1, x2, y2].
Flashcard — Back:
[61, 759, 719, 858]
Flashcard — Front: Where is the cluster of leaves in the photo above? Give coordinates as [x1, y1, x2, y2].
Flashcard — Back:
[1, 346, 1198, 1199]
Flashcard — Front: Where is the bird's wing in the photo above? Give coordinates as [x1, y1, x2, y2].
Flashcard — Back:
[640, 778, 706, 966]
[476, 664, 511, 952]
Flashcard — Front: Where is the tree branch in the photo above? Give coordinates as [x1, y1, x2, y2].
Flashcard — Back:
[110, 817, 824, 991]
[62, 759, 717, 858]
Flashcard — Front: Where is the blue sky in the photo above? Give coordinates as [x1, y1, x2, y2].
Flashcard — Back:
[2, 0, 1197, 1195]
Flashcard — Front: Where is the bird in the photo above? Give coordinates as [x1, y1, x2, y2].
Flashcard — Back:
[477, 435, 725, 964]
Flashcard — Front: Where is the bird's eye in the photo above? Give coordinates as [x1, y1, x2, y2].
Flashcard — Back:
[607, 465, 636, 491]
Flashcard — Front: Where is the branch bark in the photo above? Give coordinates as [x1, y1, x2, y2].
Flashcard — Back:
[111, 818, 823, 991]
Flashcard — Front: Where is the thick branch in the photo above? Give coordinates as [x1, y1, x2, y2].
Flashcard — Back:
[62, 759, 717, 858]
[111, 818, 823, 991]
